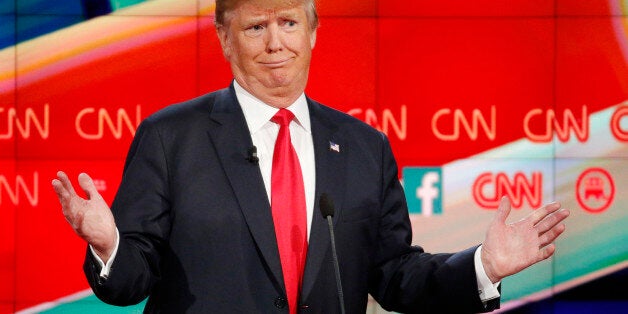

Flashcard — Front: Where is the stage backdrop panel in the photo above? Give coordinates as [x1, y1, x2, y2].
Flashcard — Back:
[0, 0, 626, 313]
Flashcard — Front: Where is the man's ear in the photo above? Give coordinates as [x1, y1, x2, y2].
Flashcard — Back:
[310, 28, 317, 49]
[216, 26, 231, 59]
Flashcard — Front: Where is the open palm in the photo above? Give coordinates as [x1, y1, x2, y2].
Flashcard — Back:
[52, 171, 117, 262]
[481, 196, 570, 283]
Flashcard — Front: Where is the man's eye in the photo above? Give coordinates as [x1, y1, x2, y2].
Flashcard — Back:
[244, 24, 264, 36]
[280, 20, 297, 28]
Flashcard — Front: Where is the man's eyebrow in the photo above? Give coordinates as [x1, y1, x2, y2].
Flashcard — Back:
[245, 13, 268, 21]
[240, 14, 269, 27]
[275, 9, 300, 20]
[277, 13, 297, 19]
[239, 8, 300, 25]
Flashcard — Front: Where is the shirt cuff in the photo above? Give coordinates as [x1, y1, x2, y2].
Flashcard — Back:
[474, 245, 501, 302]
[89, 228, 120, 279]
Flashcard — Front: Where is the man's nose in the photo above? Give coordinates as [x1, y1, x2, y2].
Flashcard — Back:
[266, 24, 283, 52]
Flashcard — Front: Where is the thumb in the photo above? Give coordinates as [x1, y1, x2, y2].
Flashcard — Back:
[77, 173, 100, 200]
[495, 195, 511, 224]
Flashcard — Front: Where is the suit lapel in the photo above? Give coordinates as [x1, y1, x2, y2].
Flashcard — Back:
[205, 90, 348, 300]
[301, 99, 347, 301]
[205, 87, 284, 292]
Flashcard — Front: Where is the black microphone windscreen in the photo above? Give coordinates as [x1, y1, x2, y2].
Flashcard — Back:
[319, 193, 335, 218]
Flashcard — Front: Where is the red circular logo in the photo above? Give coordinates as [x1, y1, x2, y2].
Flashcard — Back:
[575, 167, 615, 214]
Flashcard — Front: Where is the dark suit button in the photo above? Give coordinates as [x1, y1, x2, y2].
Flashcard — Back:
[299, 304, 309, 310]
[274, 297, 287, 309]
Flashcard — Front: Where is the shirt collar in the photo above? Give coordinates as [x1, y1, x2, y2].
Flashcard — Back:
[233, 80, 311, 135]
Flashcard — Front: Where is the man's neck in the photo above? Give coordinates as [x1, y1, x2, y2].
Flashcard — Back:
[233, 77, 305, 109]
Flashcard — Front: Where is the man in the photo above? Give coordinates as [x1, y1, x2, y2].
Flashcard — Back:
[52, 0, 570, 313]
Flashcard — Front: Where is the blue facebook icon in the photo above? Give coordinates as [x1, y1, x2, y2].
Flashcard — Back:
[402, 167, 443, 216]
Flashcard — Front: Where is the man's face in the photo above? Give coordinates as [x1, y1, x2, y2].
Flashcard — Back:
[217, 1, 316, 105]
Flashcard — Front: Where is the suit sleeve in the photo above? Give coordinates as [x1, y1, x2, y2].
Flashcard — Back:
[368, 134, 500, 313]
[84, 118, 171, 306]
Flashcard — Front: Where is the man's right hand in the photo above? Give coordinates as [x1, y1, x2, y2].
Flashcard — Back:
[52, 171, 117, 263]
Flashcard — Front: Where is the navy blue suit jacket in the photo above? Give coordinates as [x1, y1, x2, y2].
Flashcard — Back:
[84, 85, 500, 313]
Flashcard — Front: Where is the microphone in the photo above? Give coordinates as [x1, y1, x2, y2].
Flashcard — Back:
[319, 193, 345, 314]
[246, 146, 259, 164]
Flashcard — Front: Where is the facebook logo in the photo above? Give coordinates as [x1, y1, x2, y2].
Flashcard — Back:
[402, 167, 443, 216]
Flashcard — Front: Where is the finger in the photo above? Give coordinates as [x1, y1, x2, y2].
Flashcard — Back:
[538, 243, 556, 262]
[495, 196, 511, 224]
[52, 178, 78, 222]
[78, 172, 101, 201]
[530, 202, 562, 226]
[51, 178, 69, 200]
[52, 176, 77, 209]
[539, 223, 566, 248]
[56, 171, 78, 197]
[535, 208, 570, 234]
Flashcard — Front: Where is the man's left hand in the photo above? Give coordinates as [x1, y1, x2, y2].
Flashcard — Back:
[481, 196, 570, 283]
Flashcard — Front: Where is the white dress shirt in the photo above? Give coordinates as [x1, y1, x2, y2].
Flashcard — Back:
[234, 81, 316, 240]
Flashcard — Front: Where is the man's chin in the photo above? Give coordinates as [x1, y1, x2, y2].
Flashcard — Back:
[264, 75, 296, 90]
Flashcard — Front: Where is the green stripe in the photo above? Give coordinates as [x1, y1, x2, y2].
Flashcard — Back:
[40, 295, 145, 313]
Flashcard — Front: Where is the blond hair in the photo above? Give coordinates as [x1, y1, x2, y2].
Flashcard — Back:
[215, 0, 319, 30]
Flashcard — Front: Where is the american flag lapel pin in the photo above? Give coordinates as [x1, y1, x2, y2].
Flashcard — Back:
[329, 141, 340, 153]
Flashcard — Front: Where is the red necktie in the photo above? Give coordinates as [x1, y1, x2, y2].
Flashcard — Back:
[271, 109, 308, 313]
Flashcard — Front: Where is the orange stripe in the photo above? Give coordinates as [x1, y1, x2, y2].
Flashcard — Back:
[0, 2, 216, 83]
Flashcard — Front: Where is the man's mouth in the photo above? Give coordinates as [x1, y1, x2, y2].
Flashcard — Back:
[260, 58, 293, 68]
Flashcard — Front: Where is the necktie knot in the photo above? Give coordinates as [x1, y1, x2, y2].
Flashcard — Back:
[272, 108, 295, 127]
